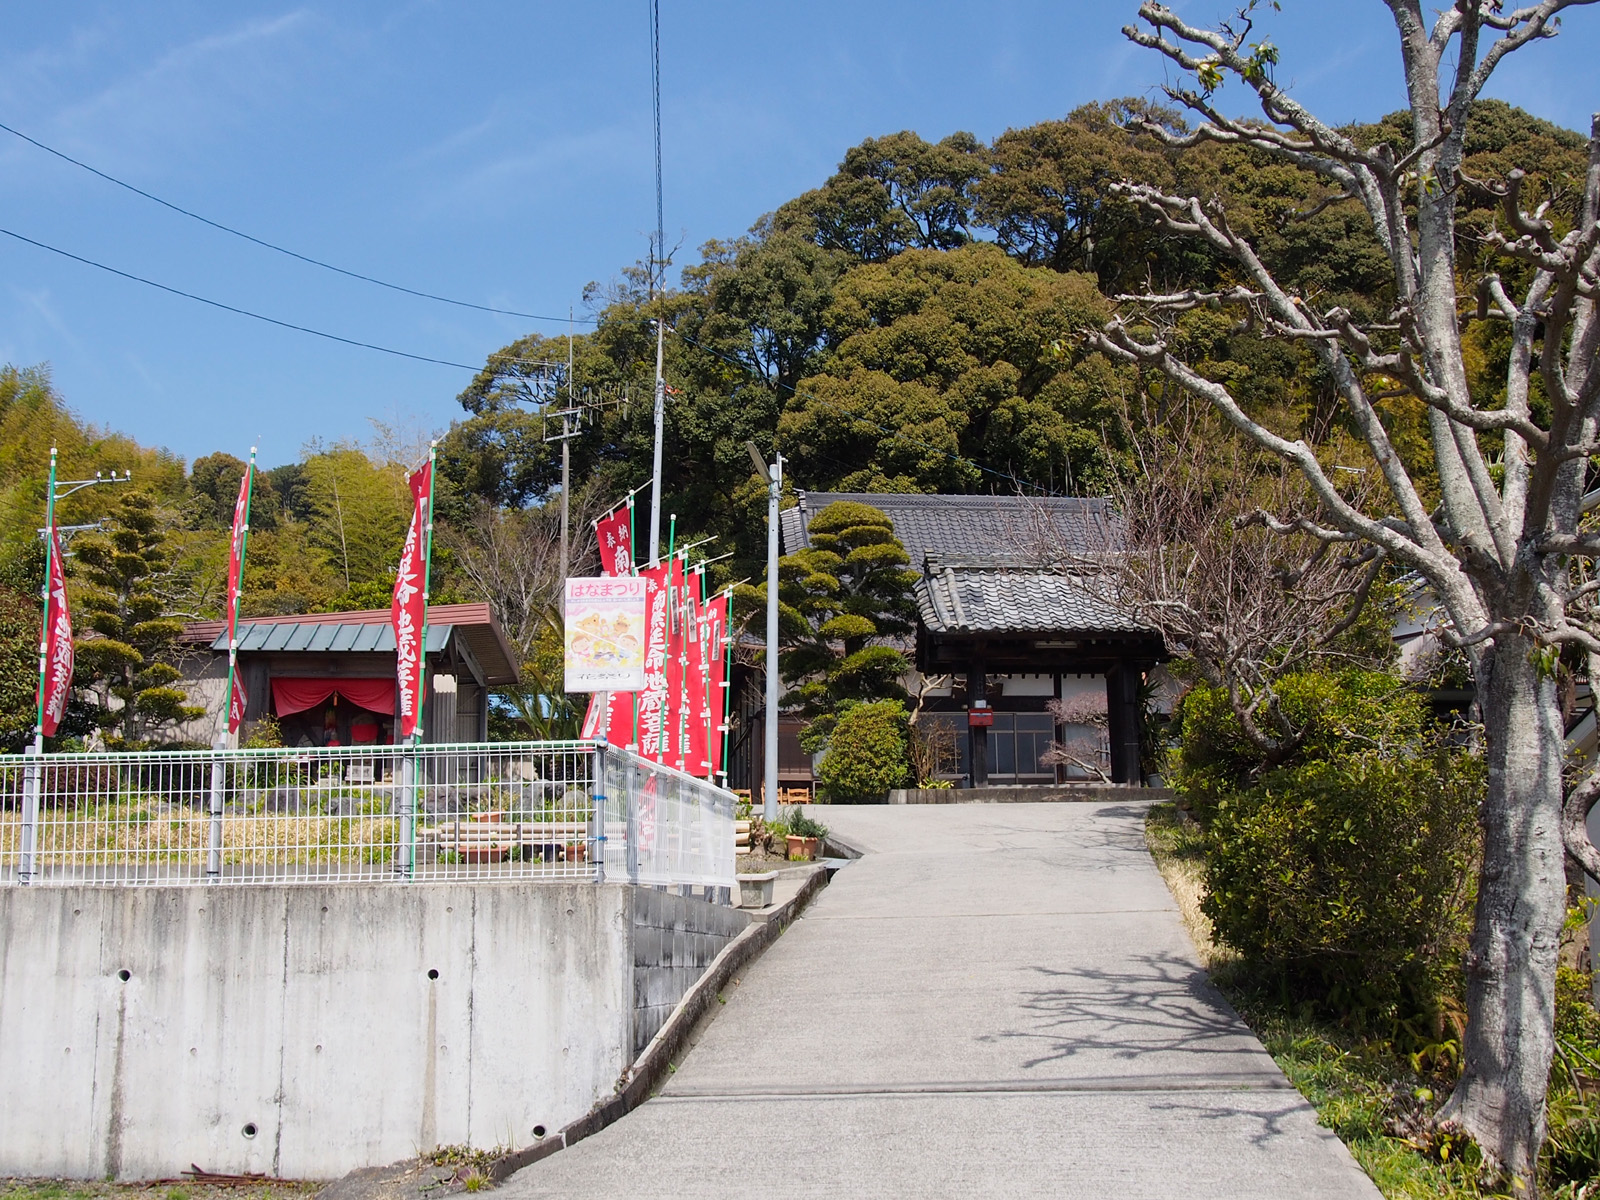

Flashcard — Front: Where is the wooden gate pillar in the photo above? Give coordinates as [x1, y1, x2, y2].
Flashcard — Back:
[1105, 664, 1143, 784]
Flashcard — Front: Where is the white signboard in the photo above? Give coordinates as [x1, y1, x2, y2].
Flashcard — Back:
[563, 576, 647, 692]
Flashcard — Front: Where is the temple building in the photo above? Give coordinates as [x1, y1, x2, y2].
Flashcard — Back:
[176, 602, 520, 747]
[746, 492, 1169, 790]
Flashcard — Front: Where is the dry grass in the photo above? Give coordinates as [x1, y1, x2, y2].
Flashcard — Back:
[1143, 801, 1234, 970]
[0, 1179, 320, 1200]
[0, 802, 401, 870]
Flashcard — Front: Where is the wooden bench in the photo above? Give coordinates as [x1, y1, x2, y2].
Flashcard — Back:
[420, 817, 750, 867]
[420, 819, 592, 864]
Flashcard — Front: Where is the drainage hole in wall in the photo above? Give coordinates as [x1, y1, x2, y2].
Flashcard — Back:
[242, 1123, 258, 1139]
[117, 969, 131, 982]
[532, 1126, 546, 1139]
[427, 969, 439, 981]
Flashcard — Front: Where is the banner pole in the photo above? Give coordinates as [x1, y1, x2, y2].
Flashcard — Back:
[410, 441, 439, 879]
[217, 450, 256, 748]
[627, 494, 636, 574]
[20, 448, 59, 884]
[209, 450, 256, 880]
[31, 448, 58, 754]
[720, 587, 732, 790]
[393, 442, 437, 882]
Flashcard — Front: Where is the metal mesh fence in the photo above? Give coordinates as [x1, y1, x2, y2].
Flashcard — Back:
[0, 740, 679, 887]
[597, 747, 737, 892]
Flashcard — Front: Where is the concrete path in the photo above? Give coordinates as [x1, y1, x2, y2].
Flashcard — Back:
[501, 802, 1381, 1199]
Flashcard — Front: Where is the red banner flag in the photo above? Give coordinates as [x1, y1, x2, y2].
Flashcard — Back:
[596, 506, 633, 577]
[224, 465, 250, 648]
[392, 459, 433, 741]
[224, 463, 253, 733]
[581, 689, 637, 748]
[686, 587, 710, 777]
[39, 528, 73, 738]
[665, 556, 688, 770]
[635, 562, 670, 761]
[675, 578, 698, 773]
[581, 693, 604, 738]
[705, 591, 730, 780]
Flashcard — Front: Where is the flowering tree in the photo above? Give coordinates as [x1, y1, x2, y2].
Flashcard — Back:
[1092, 1, 1600, 1182]
[1040, 693, 1112, 782]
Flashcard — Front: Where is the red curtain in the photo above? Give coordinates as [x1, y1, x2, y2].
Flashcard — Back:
[271, 677, 396, 717]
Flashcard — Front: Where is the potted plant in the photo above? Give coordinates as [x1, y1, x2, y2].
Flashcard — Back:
[783, 806, 828, 861]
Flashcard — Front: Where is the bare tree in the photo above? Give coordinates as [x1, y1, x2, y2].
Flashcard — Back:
[906, 671, 958, 785]
[1092, 1, 1599, 1180]
[1034, 394, 1387, 766]
[439, 490, 604, 737]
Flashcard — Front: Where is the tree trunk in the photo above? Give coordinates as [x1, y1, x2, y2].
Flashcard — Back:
[1441, 631, 1567, 1185]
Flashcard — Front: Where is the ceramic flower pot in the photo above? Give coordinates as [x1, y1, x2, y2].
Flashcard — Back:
[786, 835, 819, 862]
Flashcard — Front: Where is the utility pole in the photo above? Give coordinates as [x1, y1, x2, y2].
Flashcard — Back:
[647, 0, 666, 569]
[648, 316, 665, 566]
[543, 364, 630, 582]
[561, 308, 574, 586]
[746, 441, 782, 821]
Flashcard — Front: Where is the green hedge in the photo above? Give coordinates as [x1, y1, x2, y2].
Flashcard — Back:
[815, 699, 911, 803]
[1176, 671, 1482, 1029]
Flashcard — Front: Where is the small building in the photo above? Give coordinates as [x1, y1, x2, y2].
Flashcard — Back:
[177, 603, 520, 747]
[765, 492, 1168, 789]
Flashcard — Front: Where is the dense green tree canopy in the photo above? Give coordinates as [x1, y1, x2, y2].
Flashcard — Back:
[783, 243, 1117, 492]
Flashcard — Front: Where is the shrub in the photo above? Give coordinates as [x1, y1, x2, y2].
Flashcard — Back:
[782, 806, 829, 839]
[814, 699, 911, 803]
[243, 714, 285, 749]
[1175, 669, 1433, 811]
[1178, 671, 1482, 1032]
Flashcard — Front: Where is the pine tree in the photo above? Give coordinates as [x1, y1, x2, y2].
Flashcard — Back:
[74, 491, 202, 747]
[770, 501, 919, 749]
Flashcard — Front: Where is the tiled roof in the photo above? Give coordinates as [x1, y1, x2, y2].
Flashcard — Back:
[916, 561, 1150, 636]
[782, 491, 1112, 565]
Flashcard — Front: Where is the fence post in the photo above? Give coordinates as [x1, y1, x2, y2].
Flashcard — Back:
[625, 755, 639, 885]
[206, 747, 225, 880]
[591, 739, 607, 885]
[19, 746, 39, 884]
[396, 751, 416, 880]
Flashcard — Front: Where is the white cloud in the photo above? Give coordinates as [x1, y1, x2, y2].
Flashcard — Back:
[18, 10, 320, 175]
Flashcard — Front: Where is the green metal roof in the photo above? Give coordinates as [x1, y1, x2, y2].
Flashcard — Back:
[213, 622, 453, 654]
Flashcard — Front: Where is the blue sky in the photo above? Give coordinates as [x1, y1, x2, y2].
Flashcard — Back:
[2, 1, 1595, 470]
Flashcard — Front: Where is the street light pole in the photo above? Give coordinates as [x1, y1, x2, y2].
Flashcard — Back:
[21, 450, 129, 885]
[747, 442, 782, 821]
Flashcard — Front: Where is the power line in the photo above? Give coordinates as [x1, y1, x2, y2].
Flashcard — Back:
[0, 222, 1057, 498]
[0, 225, 561, 373]
[651, 0, 665, 288]
[0, 118, 596, 326]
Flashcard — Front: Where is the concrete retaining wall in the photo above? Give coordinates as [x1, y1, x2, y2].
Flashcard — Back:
[0, 882, 746, 1180]
[887, 784, 1175, 804]
[631, 889, 748, 1055]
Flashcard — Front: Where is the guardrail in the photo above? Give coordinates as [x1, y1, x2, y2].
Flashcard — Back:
[0, 739, 735, 895]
